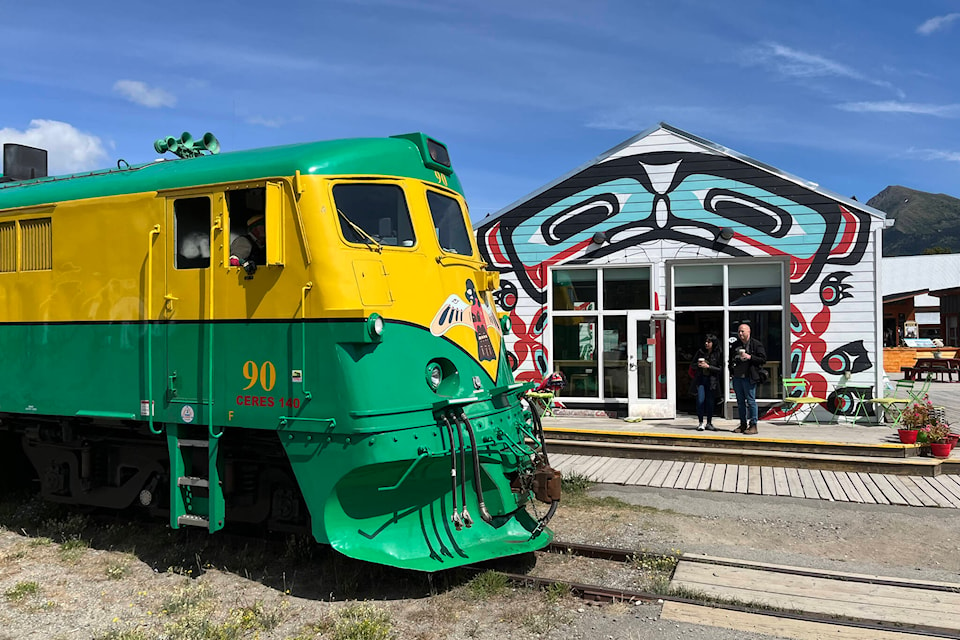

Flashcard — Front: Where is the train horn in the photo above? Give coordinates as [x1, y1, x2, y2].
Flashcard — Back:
[154, 131, 221, 159]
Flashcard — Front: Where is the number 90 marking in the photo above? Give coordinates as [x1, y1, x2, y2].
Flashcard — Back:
[242, 360, 276, 391]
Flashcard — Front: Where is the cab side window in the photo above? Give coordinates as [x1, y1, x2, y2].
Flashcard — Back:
[427, 191, 473, 256]
[174, 197, 210, 269]
[333, 183, 415, 247]
[227, 188, 266, 252]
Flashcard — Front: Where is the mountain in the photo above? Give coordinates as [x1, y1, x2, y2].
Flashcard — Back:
[867, 185, 960, 256]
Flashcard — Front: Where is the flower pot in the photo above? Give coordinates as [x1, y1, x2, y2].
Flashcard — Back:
[930, 442, 952, 458]
[898, 429, 919, 444]
[948, 433, 960, 448]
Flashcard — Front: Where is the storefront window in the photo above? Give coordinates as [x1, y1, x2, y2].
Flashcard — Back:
[729, 264, 782, 306]
[675, 265, 723, 307]
[552, 269, 597, 311]
[553, 315, 598, 397]
[603, 267, 650, 310]
[602, 316, 628, 397]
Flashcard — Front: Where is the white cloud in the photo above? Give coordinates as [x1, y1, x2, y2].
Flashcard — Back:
[245, 115, 289, 128]
[113, 80, 176, 108]
[917, 13, 960, 35]
[906, 147, 960, 163]
[0, 120, 108, 175]
[835, 101, 960, 117]
[746, 42, 903, 98]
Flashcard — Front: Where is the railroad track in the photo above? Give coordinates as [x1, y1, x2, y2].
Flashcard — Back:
[486, 540, 960, 638]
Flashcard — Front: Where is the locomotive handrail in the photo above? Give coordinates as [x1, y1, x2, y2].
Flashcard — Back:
[146, 224, 162, 435]
[284, 174, 312, 265]
[378, 451, 429, 492]
[300, 281, 313, 402]
[277, 416, 336, 428]
[209, 214, 223, 440]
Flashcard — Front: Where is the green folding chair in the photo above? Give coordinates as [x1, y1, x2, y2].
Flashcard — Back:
[782, 377, 828, 425]
[908, 373, 934, 404]
[867, 380, 914, 426]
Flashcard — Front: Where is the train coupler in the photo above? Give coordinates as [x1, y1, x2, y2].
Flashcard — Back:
[532, 466, 562, 504]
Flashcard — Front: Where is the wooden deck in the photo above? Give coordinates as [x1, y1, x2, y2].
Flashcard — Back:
[551, 452, 960, 508]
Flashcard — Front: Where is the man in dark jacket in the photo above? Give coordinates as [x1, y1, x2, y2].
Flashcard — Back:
[729, 323, 766, 434]
[230, 214, 266, 275]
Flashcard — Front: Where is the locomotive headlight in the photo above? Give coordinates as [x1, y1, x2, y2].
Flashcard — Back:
[366, 313, 385, 340]
[499, 313, 512, 335]
[426, 362, 443, 391]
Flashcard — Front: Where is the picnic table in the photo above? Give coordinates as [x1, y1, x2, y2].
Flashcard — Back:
[902, 358, 960, 383]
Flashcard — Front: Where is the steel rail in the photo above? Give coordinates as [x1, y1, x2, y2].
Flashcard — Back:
[494, 540, 960, 639]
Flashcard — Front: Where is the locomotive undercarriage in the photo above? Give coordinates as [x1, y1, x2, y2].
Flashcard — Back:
[0, 415, 308, 534]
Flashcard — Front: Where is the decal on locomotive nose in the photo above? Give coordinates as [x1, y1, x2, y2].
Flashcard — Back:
[430, 279, 502, 373]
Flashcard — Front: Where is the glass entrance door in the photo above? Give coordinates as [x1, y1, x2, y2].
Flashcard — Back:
[626, 311, 674, 417]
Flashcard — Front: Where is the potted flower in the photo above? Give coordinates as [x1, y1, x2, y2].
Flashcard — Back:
[923, 423, 953, 458]
[897, 399, 933, 444]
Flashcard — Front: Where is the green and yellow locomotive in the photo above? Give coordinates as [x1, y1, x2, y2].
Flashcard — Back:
[0, 132, 559, 571]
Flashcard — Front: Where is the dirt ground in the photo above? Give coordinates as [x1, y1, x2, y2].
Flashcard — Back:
[2, 483, 959, 640]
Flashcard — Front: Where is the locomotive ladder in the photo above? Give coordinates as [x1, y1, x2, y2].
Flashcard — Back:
[165, 424, 226, 533]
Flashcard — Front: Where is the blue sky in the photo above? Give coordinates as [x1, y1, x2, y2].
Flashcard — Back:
[2, 1, 959, 220]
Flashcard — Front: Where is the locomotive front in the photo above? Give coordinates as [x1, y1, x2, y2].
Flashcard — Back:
[279, 134, 561, 571]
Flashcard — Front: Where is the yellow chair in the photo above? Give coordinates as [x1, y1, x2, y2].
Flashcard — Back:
[867, 380, 914, 426]
[782, 377, 828, 425]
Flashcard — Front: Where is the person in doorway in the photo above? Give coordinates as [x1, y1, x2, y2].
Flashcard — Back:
[729, 323, 766, 434]
[692, 333, 723, 431]
[230, 214, 266, 275]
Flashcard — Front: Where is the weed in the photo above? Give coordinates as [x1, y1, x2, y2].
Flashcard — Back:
[4, 581, 40, 602]
[467, 570, 510, 598]
[29, 537, 52, 547]
[542, 581, 570, 603]
[57, 537, 89, 564]
[308, 602, 393, 640]
[228, 599, 285, 632]
[629, 551, 680, 573]
[561, 471, 592, 495]
[161, 584, 209, 616]
[106, 561, 129, 580]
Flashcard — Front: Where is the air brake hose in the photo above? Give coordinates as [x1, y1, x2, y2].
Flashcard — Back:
[451, 412, 472, 527]
[441, 416, 463, 530]
[531, 499, 559, 539]
[457, 411, 493, 524]
[528, 401, 550, 465]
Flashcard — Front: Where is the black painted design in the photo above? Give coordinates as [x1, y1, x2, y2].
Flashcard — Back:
[821, 340, 871, 374]
[820, 271, 853, 307]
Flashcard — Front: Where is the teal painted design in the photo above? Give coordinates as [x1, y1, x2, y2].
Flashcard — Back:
[0, 135, 463, 211]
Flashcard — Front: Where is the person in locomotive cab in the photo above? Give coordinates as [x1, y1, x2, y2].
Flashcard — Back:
[229, 214, 266, 275]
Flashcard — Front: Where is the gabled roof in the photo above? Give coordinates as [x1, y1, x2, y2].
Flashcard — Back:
[883, 289, 927, 304]
[882, 254, 960, 301]
[480, 122, 887, 226]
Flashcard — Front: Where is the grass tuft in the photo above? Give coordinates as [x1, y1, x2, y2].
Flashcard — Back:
[560, 471, 592, 495]
[466, 570, 510, 598]
[4, 581, 40, 602]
